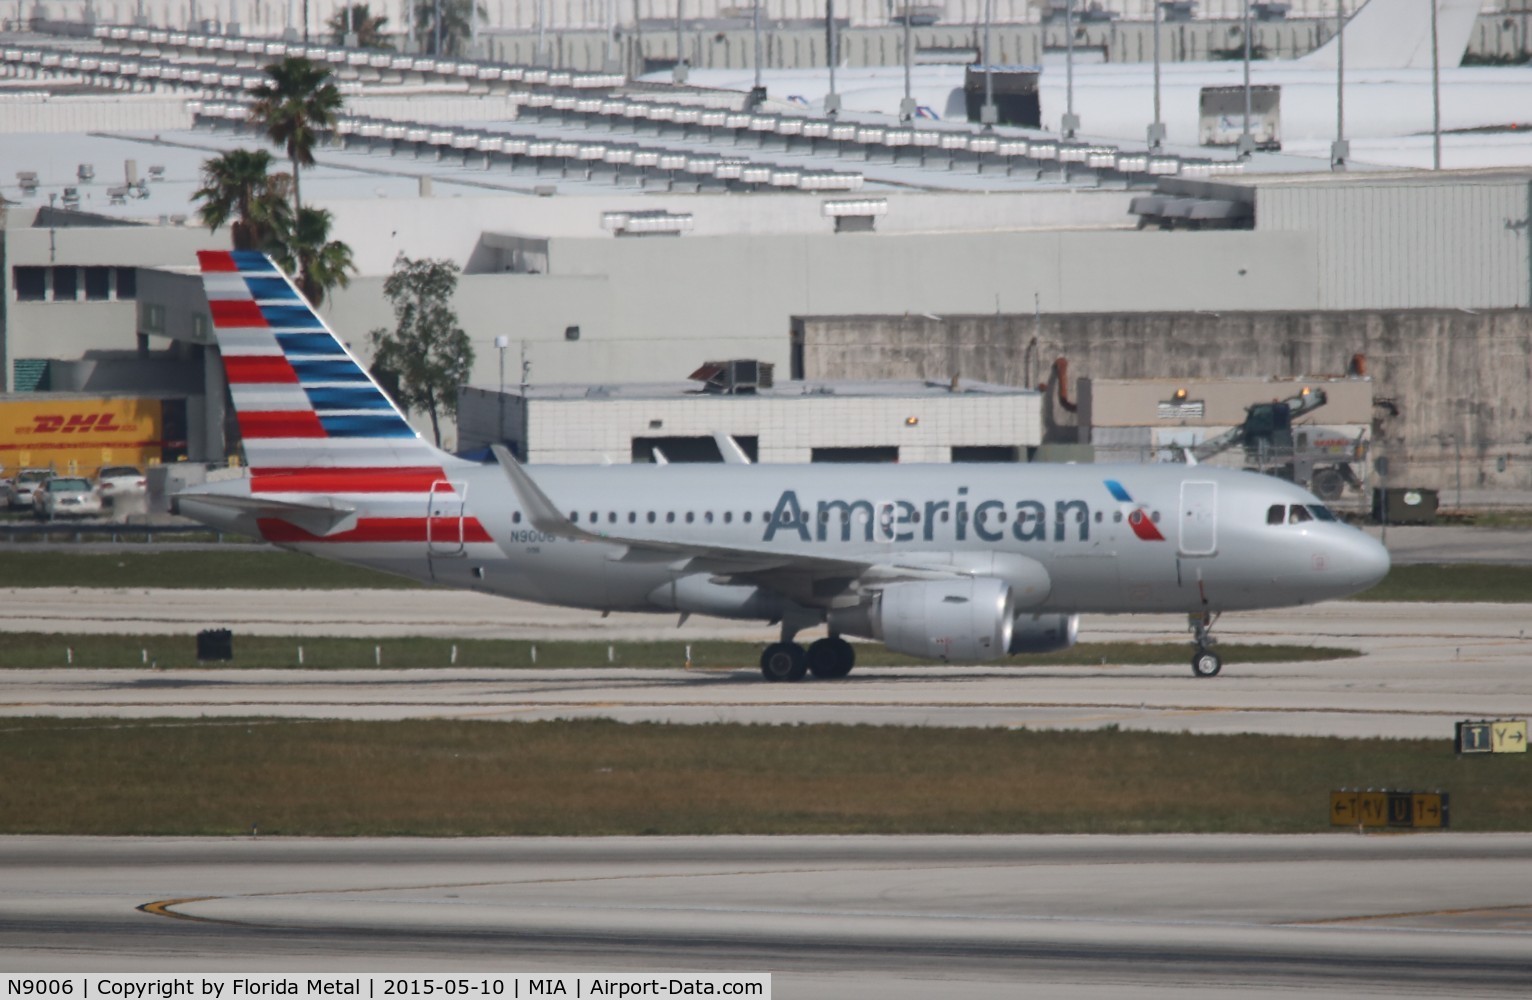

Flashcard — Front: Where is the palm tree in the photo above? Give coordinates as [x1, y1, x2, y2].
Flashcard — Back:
[249, 57, 344, 217]
[192, 149, 293, 251]
[269, 206, 356, 308]
[412, 0, 486, 57]
[328, 3, 393, 49]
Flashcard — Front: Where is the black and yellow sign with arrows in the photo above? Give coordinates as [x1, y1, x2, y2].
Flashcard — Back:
[1330, 789, 1450, 829]
[1456, 719, 1528, 754]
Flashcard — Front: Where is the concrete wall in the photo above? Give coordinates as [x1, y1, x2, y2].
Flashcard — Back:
[458, 385, 1043, 463]
[799, 309, 1532, 494]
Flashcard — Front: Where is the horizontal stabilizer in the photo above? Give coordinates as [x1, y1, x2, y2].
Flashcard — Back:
[175, 492, 358, 538]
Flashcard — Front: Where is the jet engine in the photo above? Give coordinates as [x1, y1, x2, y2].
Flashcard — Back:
[1008, 613, 1079, 654]
[833, 577, 1015, 662]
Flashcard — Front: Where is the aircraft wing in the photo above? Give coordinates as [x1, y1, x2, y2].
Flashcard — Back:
[489, 445, 969, 596]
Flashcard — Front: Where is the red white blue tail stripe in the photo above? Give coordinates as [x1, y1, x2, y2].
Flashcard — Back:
[198, 250, 488, 552]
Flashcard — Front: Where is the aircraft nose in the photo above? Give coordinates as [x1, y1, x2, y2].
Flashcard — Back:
[1336, 529, 1392, 595]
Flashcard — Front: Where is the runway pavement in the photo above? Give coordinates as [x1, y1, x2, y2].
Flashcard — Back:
[2, 835, 1529, 996]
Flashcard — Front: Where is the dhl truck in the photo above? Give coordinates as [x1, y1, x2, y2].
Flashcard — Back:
[0, 396, 185, 484]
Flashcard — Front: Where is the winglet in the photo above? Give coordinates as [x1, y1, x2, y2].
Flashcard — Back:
[489, 444, 600, 543]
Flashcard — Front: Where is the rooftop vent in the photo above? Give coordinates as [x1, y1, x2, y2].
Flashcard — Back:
[690, 360, 774, 395]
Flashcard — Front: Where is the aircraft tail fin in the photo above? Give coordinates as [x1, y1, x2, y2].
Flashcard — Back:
[197, 250, 468, 477]
[1295, 0, 1481, 71]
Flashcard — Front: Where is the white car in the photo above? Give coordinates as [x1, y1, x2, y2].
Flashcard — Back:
[95, 465, 148, 509]
[33, 476, 104, 521]
[6, 468, 51, 510]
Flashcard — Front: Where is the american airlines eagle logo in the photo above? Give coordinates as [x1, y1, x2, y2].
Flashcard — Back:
[1105, 479, 1166, 542]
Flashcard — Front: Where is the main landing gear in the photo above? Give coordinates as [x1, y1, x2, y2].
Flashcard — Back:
[759, 635, 856, 682]
[1189, 612, 1222, 678]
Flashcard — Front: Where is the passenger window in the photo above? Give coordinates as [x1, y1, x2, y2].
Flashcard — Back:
[666, 512, 676, 523]
[513, 512, 522, 524]
[608, 512, 617, 523]
[940, 511, 950, 523]
[1093, 511, 1101, 523]
[685, 512, 694, 523]
[647, 512, 656, 523]
[704, 512, 714, 524]
[743, 512, 752, 523]
[1151, 511, 1161, 523]
[1289, 506, 1312, 524]
[1267, 505, 1285, 525]
[1113, 511, 1123, 523]
[569, 512, 579, 523]
[628, 512, 636, 523]
[911, 510, 921, 523]
[724, 511, 733, 524]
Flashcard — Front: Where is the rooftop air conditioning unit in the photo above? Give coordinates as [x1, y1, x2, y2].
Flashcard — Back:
[690, 359, 775, 395]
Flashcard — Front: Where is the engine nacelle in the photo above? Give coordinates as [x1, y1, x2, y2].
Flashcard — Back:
[1008, 613, 1079, 654]
[866, 578, 1015, 663]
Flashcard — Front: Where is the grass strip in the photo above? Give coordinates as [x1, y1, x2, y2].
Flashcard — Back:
[0, 718, 1525, 836]
[1345, 563, 1532, 603]
[0, 633, 1354, 669]
[1, 551, 1530, 602]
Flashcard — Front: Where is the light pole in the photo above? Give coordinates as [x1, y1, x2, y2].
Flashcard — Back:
[1149, 0, 1163, 149]
[826, 0, 840, 117]
[900, 3, 915, 123]
[673, 0, 687, 84]
[753, 0, 763, 93]
[1332, 0, 1347, 170]
[1238, 0, 1254, 158]
[981, 0, 996, 128]
[494, 335, 509, 442]
[1063, 0, 1078, 138]
[1431, 0, 1442, 170]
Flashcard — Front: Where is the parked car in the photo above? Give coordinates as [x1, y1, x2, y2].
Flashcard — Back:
[6, 468, 52, 510]
[33, 476, 104, 521]
[95, 465, 148, 509]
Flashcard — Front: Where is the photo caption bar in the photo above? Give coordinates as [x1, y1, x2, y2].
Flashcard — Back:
[4, 976, 770, 1000]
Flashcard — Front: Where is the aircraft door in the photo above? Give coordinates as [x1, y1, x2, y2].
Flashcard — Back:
[427, 480, 467, 558]
[1178, 481, 1217, 557]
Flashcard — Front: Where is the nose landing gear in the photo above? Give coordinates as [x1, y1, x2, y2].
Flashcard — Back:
[1190, 612, 1222, 678]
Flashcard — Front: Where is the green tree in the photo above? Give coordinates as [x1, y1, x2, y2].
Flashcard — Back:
[369, 255, 475, 446]
[412, 0, 486, 57]
[192, 149, 293, 251]
[249, 56, 345, 216]
[268, 206, 356, 309]
[328, 3, 394, 49]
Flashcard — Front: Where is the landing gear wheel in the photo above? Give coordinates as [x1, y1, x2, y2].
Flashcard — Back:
[807, 637, 856, 679]
[760, 642, 808, 682]
[1191, 649, 1223, 678]
[1188, 612, 1222, 678]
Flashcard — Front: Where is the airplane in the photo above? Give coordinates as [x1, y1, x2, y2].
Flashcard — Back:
[174, 250, 1392, 680]
[656, 0, 1532, 147]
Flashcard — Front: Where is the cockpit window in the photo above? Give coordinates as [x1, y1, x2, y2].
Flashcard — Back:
[1288, 505, 1313, 524]
[1267, 505, 1285, 525]
[1307, 504, 1337, 522]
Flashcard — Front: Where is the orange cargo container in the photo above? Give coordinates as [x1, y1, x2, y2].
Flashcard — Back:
[0, 397, 166, 479]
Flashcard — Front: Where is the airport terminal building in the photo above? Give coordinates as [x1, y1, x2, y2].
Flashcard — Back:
[1, 13, 1530, 495]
